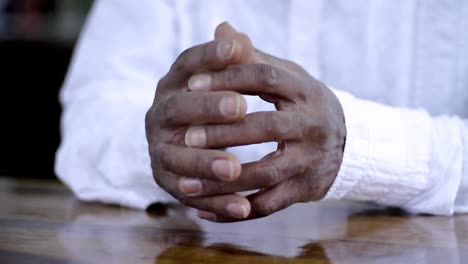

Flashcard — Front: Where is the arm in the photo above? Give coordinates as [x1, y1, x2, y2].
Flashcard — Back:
[55, 0, 178, 208]
[325, 90, 468, 215]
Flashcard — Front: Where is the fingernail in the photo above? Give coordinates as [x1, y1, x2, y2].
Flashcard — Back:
[197, 210, 217, 221]
[188, 74, 211, 91]
[217, 40, 235, 59]
[211, 159, 235, 181]
[185, 126, 206, 147]
[178, 177, 202, 196]
[227, 202, 249, 219]
[219, 95, 241, 117]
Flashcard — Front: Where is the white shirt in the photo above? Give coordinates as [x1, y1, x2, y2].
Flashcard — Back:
[55, 0, 468, 215]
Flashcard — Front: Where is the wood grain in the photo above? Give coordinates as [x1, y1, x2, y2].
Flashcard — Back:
[0, 177, 466, 264]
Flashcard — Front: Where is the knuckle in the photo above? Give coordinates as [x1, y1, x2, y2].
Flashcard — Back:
[255, 199, 281, 217]
[236, 33, 254, 56]
[317, 115, 331, 138]
[148, 144, 157, 159]
[152, 169, 166, 188]
[145, 107, 155, 133]
[177, 195, 191, 206]
[314, 80, 327, 98]
[304, 178, 323, 199]
[192, 154, 206, 174]
[295, 78, 311, 103]
[156, 76, 168, 90]
[171, 48, 192, 73]
[200, 43, 213, 65]
[289, 113, 306, 138]
[159, 95, 178, 124]
[152, 143, 167, 164]
[201, 94, 218, 116]
[255, 64, 279, 88]
[202, 180, 227, 195]
[207, 125, 229, 145]
[145, 108, 152, 126]
[265, 113, 283, 139]
[148, 142, 158, 160]
[304, 114, 327, 140]
[152, 173, 163, 187]
[299, 79, 325, 104]
[264, 165, 281, 185]
[170, 59, 185, 74]
[225, 65, 243, 87]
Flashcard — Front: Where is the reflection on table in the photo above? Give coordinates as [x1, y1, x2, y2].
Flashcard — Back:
[0, 177, 466, 263]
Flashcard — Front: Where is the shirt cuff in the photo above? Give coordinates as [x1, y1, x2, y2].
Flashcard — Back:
[322, 89, 370, 200]
[322, 88, 432, 207]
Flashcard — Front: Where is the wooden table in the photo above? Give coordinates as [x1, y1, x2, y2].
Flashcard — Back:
[0, 177, 467, 264]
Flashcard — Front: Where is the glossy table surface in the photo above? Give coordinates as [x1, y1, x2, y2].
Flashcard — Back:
[0, 177, 467, 264]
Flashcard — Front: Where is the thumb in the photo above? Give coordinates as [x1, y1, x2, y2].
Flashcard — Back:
[214, 22, 255, 64]
[214, 22, 304, 73]
[215, 21, 238, 40]
[215, 21, 304, 72]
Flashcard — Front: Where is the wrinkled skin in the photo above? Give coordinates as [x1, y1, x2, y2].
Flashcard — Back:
[145, 22, 346, 222]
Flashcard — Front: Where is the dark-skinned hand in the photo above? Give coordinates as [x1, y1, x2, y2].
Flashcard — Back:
[145, 22, 346, 222]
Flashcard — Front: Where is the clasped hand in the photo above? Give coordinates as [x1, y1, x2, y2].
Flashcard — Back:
[145, 23, 346, 222]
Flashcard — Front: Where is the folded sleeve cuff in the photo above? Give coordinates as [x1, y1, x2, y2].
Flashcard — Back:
[322, 89, 370, 200]
[322, 88, 432, 207]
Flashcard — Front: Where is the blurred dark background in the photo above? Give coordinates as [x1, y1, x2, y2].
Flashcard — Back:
[0, 0, 93, 178]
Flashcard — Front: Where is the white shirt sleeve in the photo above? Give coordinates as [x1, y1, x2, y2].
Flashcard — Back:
[55, 0, 179, 209]
[56, 0, 468, 214]
[324, 89, 468, 215]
